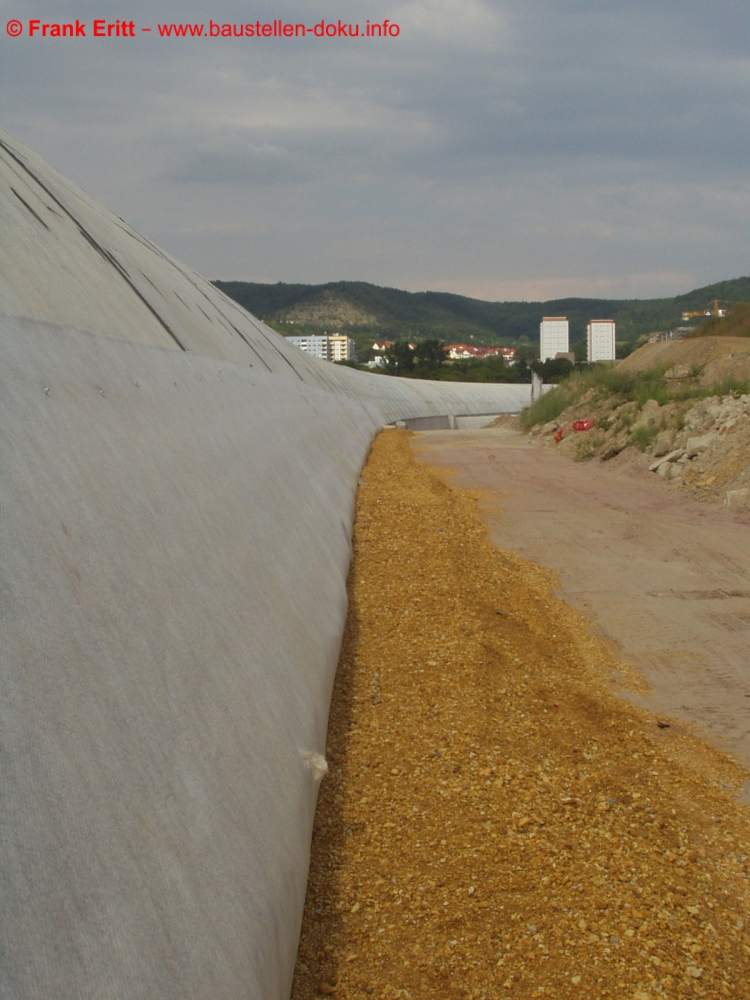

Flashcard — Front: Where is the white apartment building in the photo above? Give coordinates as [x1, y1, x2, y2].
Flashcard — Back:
[328, 334, 357, 362]
[587, 320, 616, 362]
[285, 335, 330, 361]
[285, 334, 357, 363]
[539, 317, 569, 362]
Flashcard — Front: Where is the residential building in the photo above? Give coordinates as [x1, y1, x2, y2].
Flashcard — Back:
[285, 333, 358, 363]
[444, 343, 516, 363]
[369, 340, 394, 367]
[445, 343, 475, 360]
[329, 334, 357, 362]
[285, 335, 330, 360]
[539, 317, 569, 362]
[587, 320, 616, 362]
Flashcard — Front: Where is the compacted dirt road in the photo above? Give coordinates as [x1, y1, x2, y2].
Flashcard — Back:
[292, 430, 750, 1000]
[412, 426, 750, 771]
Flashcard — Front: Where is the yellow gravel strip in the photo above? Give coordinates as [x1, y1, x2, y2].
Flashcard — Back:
[291, 429, 750, 1000]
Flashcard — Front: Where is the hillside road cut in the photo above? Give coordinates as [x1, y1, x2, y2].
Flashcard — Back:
[411, 425, 750, 780]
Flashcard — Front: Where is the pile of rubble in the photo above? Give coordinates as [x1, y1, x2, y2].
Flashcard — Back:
[530, 391, 750, 509]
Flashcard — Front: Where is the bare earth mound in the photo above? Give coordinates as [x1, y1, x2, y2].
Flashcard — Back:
[292, 429, 750, 1000]
[532, 390, 750, 508]
[618, 337, 750, 385]
[525, 336, 750, 510]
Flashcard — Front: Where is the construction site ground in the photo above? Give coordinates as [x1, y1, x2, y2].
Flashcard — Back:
[526, 336, 750, 511]
[617, 336, 750, 384]
[291, 428, 750, 1000]
[413, 425, 750, 768]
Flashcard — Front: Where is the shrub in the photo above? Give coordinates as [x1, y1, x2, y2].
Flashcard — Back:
[612, 412, 633, 435]
[520, 362, 748, 432]
[520, 384, 580, 429]
[711, 375, 749, 398]
[686, 303, 750, 339]
[629, 424, 660, 452]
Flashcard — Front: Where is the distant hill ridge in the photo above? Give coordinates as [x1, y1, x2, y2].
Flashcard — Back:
[276, 288, 379, 327]
[214, 277, 750, 347]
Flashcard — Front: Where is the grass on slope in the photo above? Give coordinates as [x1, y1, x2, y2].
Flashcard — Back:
[520, 365, 750, 430]
[688, 303, 750, 339]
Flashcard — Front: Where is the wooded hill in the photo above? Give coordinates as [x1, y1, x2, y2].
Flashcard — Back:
[214, 276, 750, 354]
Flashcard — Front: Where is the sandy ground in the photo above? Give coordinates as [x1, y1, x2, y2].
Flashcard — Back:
[292, 429, 750, 1000]
[617, 337, 750, 385]
[411, 426, 750, 775]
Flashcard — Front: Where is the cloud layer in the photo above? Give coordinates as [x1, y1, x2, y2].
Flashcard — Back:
[2, 0, 749, 299]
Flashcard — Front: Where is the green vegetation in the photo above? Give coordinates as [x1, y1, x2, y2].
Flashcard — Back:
[433, 357, 530, 384]
[575, 432, 606, 461]
[687, 302, 750, 339]
[712, 375, 750, 398]
[519, 382, 580, 429]
[213, 276, 750, 359]
[381, 340, 529, 383]
[531, 357, 574, 383]
[629, 424, 660, 452]
[382, 341, 417, 375]
[520, 364, 750, 431]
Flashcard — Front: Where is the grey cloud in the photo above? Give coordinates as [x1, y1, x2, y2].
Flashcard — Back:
[2, 0, 750, 297]
[160, 134, 316, 184]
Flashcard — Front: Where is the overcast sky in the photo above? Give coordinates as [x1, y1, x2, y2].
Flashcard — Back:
[2, 0, 750, 300]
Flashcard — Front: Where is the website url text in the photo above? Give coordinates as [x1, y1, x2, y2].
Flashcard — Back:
[5, 18, 401, 39]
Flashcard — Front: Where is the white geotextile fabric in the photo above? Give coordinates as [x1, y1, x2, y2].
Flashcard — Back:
[0, 128, 529, 999]
[0, 127, 531, 420]
[0, 317, 382, 1000]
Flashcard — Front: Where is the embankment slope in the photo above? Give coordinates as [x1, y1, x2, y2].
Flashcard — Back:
[619, 336, 750, 385]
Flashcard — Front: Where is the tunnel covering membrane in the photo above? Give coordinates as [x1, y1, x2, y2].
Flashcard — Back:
[0, 129, 530, 999]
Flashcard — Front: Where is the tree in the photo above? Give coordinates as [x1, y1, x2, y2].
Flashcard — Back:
[414, 339, 446, 373]
[513, 355, 534, 383]
[383, 341, 415, 374]
[532, 357, 574, 383]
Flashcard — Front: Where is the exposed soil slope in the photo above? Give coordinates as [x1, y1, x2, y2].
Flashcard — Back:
[619, 337, 750, 384]
[529, 340, 750, 509]
[533, 392, 750, 509]
[683, 303, 750, 341]
[532, 390, 750, 509]
[292, 429, 750, 1000]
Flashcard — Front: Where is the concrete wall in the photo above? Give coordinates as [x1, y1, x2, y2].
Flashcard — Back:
[0, 129, 529, 999]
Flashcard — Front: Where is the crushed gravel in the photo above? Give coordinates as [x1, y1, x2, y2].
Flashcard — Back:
[291, 428, 750, 1000]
